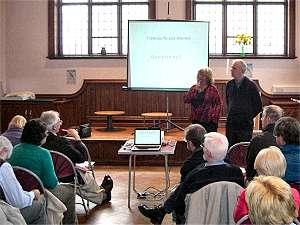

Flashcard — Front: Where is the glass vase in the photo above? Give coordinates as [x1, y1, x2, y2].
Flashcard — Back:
[240, 45, 245, 57]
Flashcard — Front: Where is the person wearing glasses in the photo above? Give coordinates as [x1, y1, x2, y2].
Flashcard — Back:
[40, 110, 113, 205]
[40, 110, 87, 168]
[138, 132, 244, 224]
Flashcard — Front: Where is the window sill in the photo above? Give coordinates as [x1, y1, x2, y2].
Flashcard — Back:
[47, 55, 297, 60]
[47, 55, 127, 60]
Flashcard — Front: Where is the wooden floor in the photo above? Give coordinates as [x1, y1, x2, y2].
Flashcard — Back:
[77, 165, 181, 225]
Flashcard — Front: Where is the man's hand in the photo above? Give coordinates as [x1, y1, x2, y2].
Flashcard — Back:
[32, 189, 41, 200]
[61, 128, 81, 140]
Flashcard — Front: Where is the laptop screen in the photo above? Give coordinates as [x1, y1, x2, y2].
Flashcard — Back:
[134, 129, 161, 145]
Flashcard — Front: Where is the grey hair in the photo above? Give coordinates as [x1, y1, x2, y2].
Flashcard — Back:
[204, 132, 228, 161]
[263, 105, 283, 123]
[0, 136, 13, 159]
[233, 59, 247, 74]
[40, 110, 60, 130]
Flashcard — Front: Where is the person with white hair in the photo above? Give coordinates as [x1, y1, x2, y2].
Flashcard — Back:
[138, 132, 244, 224]
[0, 136, 47, 224]
[226, 59, 262, 147]
[40, 110, 87, 165]
[40, 110, 113, 205]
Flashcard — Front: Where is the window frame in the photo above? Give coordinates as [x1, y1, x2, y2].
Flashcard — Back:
[48, 0, 156, 59]
[185, 0, 296, 59]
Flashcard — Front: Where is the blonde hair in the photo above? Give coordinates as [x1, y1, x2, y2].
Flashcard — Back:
[254, 146, 286, 178]
[197, 67, 214, 85]
[246, 176, 296, 225]
[8, 115, 27, 129]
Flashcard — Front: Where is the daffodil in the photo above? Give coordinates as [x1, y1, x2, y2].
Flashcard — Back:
[235, 34, 252, 45]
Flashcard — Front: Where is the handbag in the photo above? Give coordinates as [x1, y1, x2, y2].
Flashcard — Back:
[78, 124, 91, 138]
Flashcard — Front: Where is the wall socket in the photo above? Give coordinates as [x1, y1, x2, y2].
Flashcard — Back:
[66, 69, 76, 84]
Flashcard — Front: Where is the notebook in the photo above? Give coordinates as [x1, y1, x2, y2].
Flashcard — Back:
[131, 128, 161, 151]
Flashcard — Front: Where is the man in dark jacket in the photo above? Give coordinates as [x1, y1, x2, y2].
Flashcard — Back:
[180, 124, 207, 182]
[226, 59, 262, 147]
[138, 132, 244, 224]
[246, 105, 283, 181]
[40, 110, 87, 164]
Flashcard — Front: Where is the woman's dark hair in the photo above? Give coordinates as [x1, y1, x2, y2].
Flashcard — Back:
[274, 117, 300, 145]
[184, 124, 207, 147]
[21, 119, 48, 145]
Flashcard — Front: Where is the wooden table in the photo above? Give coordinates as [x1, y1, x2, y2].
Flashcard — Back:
[94, 111, 125, 131]
[141, 112, 173, 128]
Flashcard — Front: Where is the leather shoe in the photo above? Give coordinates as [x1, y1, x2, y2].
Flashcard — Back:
[138, 204, 166, 224]
[101, 175, 113, 193]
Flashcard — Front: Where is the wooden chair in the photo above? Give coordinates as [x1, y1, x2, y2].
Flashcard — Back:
[13, 166, 45, 194]
[49, 150, 89, 215]
[227, 142, 250, 168]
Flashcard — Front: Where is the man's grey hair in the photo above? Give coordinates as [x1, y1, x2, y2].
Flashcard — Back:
[263, 105, 283, 123]
[204, 132, 228, 161]
[40, 110, 60, 130]
[0, 136, 13, 159]
[233, 59, 247, 74]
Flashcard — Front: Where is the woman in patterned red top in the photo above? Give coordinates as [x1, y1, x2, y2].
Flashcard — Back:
[184, 68, 222, 132]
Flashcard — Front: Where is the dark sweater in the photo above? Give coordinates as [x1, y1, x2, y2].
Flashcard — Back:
[180, 147, 205, 182]
[245, 123, 277, 181]
[226, 76, 262, 129]
[42, 132, 87, 164]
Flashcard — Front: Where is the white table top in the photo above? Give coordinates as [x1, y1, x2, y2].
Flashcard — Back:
[118, 139, 176, 156]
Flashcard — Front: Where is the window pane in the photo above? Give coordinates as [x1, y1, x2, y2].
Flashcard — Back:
[122, 0, 148, 2]
[92, 5, 118, 37]
[62, 5, 88, 55]
[257, 0, 284, 2]
[257, 5, 285, 55]
[92, 38, 118, 54]
[122, 5, 148, 54]
[227, 5, 253, 54]
[195, 4, 222, 54]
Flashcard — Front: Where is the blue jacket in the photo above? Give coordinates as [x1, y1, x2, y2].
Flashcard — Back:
[281, 144, 300, 183]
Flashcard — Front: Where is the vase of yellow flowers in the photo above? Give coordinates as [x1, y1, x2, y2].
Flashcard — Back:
[235, 34, 252, 57]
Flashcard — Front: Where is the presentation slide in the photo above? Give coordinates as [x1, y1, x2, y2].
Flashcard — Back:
[127, 20, 209, 91]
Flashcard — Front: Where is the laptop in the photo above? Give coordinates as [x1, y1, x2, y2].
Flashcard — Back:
[131, 128, 161, 151]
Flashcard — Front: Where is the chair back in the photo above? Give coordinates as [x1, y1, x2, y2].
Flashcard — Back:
[13, 166, 45, 194]
[228, 142, 250, 168]
[185, 181, 243, 225]
[49, 150, 76, 181]
[236, 215, 251, 225]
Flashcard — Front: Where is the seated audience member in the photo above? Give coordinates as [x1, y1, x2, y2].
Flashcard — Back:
[274, 116, 300, 183]
[246, 176, 299, 225]
[1, 115, 27, 146]
[234, 146, 300, 223]
[40, 110, 86, 164]
[180, 124, 207, 182]
[40, 110, 113, 205]
[0, 136, 47, 224]
[246, 105, 283, 181]
[138, 132, 244, 224]
[8, 119, 76, 225]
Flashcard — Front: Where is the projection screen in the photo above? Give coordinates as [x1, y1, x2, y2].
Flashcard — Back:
[127, 20, 209, 91]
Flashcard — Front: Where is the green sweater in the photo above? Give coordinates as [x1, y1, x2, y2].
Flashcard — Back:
[9, 143, 58, 189]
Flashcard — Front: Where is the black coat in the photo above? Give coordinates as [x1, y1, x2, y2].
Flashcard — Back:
[245, 123, 278, 181]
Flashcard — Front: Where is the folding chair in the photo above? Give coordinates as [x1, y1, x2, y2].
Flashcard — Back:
[49, 150, 89, 215]
[13, 166, 45, 194]
[227, 142, 250, 168]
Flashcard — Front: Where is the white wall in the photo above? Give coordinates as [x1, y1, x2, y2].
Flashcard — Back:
[0, 0, 6, 95]
[3, 0, 300, 95]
